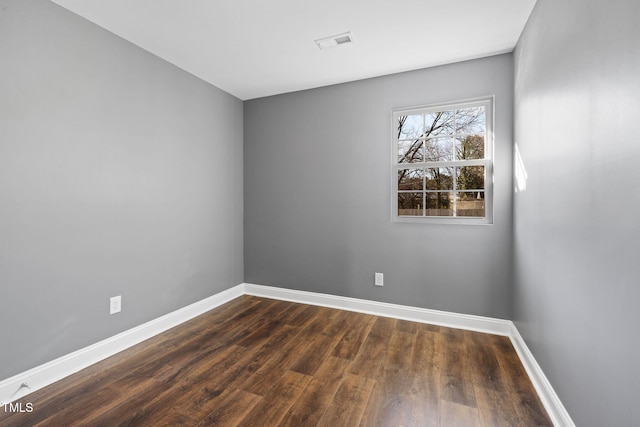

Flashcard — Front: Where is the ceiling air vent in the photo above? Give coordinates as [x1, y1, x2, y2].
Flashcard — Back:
[315, 31, 355, 50]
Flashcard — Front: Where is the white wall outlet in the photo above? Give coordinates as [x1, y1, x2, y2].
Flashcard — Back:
[374, 272, 384, 287]
[110, 295, 121, 315]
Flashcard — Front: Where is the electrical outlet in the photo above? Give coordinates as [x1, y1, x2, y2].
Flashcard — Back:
[110, 295, 121, 315]
[374, 272, 384, 287]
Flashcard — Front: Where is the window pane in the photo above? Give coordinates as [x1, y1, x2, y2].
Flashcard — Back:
[456, 166, 485, 191]
[426, 192, 453, 216]
[425, 111, 454, 136]
[393, 99, 492, 223]
[398, 192, 423, 216]
[398, 139, 423, 163]
[426, 167, 453, 190]
[397, 114, 423, 139]
[455, 135, 485, 160]
[398, 168, 424, 190]
[425, 137, 454, 161]
[456, 107, 485, 134]
[456, 192, 485, 217]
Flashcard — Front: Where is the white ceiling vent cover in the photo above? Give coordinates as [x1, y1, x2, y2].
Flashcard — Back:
[315, 31, 355, 50]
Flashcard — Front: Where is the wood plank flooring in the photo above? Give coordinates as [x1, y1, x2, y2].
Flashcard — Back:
[0, 296, 552, 426]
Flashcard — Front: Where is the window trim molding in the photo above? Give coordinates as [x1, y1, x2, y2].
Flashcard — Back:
[391, 96, 495, 225]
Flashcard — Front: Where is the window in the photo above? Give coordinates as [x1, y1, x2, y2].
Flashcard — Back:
[392, 97, 493, 224]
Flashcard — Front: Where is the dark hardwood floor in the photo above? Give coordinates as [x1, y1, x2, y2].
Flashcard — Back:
[0, 296, 552, 426]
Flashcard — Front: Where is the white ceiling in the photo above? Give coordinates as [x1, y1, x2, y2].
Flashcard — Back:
[50, 0, 537, 100]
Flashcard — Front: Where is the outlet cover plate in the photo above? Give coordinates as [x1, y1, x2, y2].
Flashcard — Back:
[110, 295, 121, 314]
[374, 273, 384, 287]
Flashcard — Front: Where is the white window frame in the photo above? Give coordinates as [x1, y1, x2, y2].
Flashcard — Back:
[391, 97, 494, 225]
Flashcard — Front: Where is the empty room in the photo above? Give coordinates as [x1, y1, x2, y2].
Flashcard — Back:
[1, 0, 638, 426]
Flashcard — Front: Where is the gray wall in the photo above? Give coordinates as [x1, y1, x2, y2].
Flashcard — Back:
[513, 0, 640, 425]
[245, 54, 514, 319]
[0, 0, 243, 380]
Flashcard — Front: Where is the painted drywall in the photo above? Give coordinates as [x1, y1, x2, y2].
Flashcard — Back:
[513, 0, 640, 425]
[244, 54, 514, 319]
[0, 0, 243, 381]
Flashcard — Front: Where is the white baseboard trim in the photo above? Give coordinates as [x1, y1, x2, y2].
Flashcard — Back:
[508, 324, 576, 427]
[0, 283, 244, 405]
[1, 282, 574, 427]
[243, 283, 513, 336]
